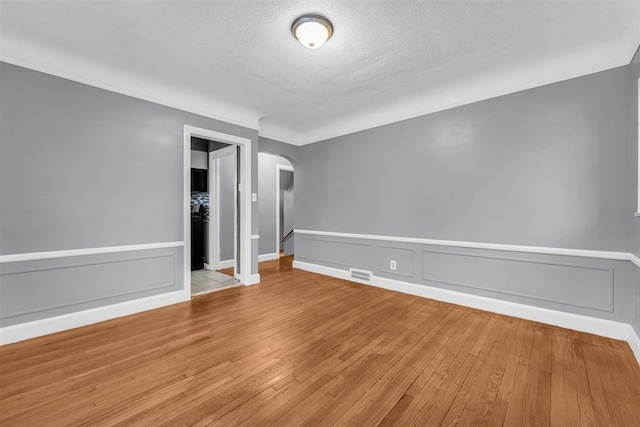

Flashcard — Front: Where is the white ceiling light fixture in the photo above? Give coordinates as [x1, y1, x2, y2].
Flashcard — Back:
[292, 14, 333, 49]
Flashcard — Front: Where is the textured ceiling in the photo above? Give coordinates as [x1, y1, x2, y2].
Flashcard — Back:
[1, 1, 639, 145]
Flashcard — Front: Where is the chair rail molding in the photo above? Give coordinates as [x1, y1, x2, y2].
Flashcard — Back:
[0, 241, 184, 264]
[294, 229, 635, 263]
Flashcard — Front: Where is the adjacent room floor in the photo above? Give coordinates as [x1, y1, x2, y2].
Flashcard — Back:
[1, 257, 639, 426]
[191, 269, 239, 295]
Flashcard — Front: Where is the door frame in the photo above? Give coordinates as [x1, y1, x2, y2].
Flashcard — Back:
[206, 145, 236, 271]
[275, 164, 294, 255]
[183, 125, 252, 295]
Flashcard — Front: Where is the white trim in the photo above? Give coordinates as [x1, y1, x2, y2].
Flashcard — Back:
[0, 290, 188, 345]
[251, 235, 260, 240]
[2, 44, 634, 148]
[0, 241, 184, 264]
[637, 76, 640, 213]
[276, 164, 295, 255]
[208, 151, 219, 270]
[184, 128, 191, 292]
[285, 50, 636, 146]
[295, 229, 634, 262]
[630, 254, 640, 268]
[207, 146, 237, 271]
[212, 145, 238, 157]
[191, 283, 241, 296]
[0, 56, 259, 132]
[184, 125, 252, 289]
[233, 147, 239, 277]
[219, 259, 235, 269]
[629, 326, 640, 366]
[293, 260, 639, 365]
[258, 252, 279, 262]
[246, 273, 261, 286]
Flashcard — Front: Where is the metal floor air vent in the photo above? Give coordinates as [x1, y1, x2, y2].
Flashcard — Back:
[350, 269, 371, 282]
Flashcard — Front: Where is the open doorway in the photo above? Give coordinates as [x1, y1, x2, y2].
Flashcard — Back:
[189, 137, 239, 295]
[183, 125, 254, 298]
[276, 164, 294, 257]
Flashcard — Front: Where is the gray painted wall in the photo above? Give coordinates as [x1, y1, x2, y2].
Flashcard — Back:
[257, 152, 292, 256]
[630, 47, 639, 258]
[0, 63, 256, 255]
[219, 153, 236, 261]
[297, 66, 632, 252]
[191, 150, 208, 170]
[0, 62, 259, 326]
[295, 63, 636, 325]
[259, 136, 298, 166]
[282, 171, 295, 255]
[634, 265, 640, 337]
[258, 137, 299, 257]
[0, 246, 183, 327]
[629, 46, 640, 336]
[295, 234, 632, 322]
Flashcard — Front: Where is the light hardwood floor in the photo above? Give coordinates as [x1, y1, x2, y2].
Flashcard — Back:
[1, 256, 639, 426]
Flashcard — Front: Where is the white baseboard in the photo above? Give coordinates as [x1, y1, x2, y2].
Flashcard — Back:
[204, 263, 215, 271]
[258, 252, 279, 262]
[293, 260, 639, 365]
[219, 259, 235, 269]
[245, 273, 261, 286]
[0, 290, 188, 346]
[629, 326, 640, 365]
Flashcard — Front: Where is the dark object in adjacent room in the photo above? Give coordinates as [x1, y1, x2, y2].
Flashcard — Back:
[191, 168, 207, 192]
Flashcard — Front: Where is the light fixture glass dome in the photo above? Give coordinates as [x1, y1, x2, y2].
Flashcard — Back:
[292, 14, 333, 49]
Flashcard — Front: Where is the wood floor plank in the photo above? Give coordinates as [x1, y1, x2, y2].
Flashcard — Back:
[1, 256, 639, 426]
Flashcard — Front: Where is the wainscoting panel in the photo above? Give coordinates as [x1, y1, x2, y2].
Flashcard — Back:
[294, 232, 633, 323]
[0, 246, 183, 327]
[421, 250, 613, 312]
[379, 246, 414, 277]
[296, 237, 374, 270]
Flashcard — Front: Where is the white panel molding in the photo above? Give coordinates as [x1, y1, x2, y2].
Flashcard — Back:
[219, 259, 235, 269]
[0, 241, 184, 264]
[0, 290, 188, 345]
[295, 229, 635, 263]
[251, 235, 260, 240]
[258, 253, 279, 262]
[419, 249, 614, 313]
[293, 260, 639, 366]
[1, 254, 177, 320]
